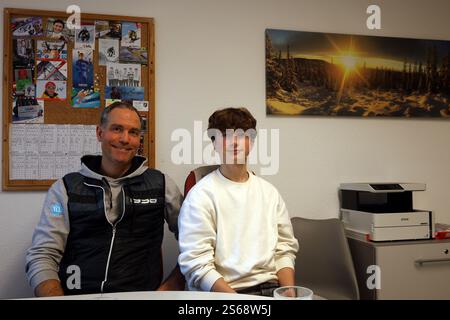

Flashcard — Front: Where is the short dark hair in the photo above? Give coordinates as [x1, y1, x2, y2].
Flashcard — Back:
[207, 107, 257, 141]
[53, 19, 65, 27]
[100, 101, 142, 129]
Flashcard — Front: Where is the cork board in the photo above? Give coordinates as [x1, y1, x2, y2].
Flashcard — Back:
[2, 8, 155, 191]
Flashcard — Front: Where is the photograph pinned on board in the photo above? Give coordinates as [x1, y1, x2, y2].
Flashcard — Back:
[105, 99, 122, 107]
[119, 47, 148, 65]
[95, 20, 110, 38]
[46, 18, 74, 42]
[106, 63, 141, 87]
[121, 22, 141, 48]
[105, 21, 122, 39]
[13, 39, 34, 68]
[11, 16, 43, 37]
[72, 49, 94, 88]
[14, 69, 33, 95]
[12, 97, 44, 124]
[75, 23, 95, 49]
[36, 60, 67, 81]
[105, 86, 145, 101]
[24, 83, 36, 97]
[71, 87, 101, 108]
[36, 40, 67, 60]
[133, 100, 149, 112]
[99, 39, 119, 65]
[36, 80, 66, 100]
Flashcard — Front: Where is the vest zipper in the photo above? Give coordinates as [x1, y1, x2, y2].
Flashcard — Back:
[83, 182, 127, 293]
[101, 227, 116, 293]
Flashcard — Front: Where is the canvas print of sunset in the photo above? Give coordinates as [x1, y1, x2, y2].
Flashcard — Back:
[265, 29, 450, 117]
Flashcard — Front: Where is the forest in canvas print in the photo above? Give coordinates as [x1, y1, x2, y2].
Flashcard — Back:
[266, 29, 450, 117]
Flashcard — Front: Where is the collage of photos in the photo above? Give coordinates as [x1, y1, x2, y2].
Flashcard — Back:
[10, 15, 149, 119]
[36, 39, 68, 101]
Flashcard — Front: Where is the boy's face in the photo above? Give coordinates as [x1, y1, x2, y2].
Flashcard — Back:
[213, 129, 253, 165]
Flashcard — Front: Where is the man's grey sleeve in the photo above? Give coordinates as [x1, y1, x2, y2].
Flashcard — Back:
[164, 174, 183, 239]
[25, 179, 70, 292]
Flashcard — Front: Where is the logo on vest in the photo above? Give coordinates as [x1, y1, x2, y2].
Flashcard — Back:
[50, 202, 63, 217]
[131, 198, 157, 204]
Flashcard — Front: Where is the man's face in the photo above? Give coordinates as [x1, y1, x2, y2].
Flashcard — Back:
[53, 22, 64, 33]
[213, 129, 253, 165]
[96, 108, 141, 168]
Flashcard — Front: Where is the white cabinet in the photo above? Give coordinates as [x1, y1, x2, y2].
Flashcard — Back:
[347, 237, 450, 299]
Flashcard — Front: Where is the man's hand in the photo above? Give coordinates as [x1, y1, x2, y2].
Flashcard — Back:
[157, 264, 186, 291]
[35, 279, 64, 297]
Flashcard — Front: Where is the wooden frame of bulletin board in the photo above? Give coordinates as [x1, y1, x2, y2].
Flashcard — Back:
[3, 8, 155, 191]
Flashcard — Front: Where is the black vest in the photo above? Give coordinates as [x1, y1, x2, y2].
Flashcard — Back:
[59, 169, 165, 295]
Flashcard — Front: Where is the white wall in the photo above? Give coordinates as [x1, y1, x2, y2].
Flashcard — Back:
[1, 0, 450, 298]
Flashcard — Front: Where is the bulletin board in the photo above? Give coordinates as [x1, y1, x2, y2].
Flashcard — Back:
[2, 8, 155, 191]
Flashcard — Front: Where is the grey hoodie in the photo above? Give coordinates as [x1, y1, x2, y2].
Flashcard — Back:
[25, 155, 183, 292]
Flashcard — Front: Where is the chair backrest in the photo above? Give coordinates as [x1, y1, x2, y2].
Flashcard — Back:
[184, 165, 220, 196]
[291, 217, 360, 300]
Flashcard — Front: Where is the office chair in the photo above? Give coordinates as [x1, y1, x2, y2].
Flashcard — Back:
[291, 217, 360, 300]
[184, 165, 220, 196]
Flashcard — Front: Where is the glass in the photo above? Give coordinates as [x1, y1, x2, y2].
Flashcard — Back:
[273, 286, 313, 300]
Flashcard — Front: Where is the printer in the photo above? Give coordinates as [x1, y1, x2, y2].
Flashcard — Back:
[339, 183, 434, 241]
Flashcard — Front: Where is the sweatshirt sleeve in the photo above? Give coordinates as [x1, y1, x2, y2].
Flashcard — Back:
[163, 174, 183, 240]
[177, 189, 223, 291]
[274, 193, 299, 271]
[25, 179, 70, 292]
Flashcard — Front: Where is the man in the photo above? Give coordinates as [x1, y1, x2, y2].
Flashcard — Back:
[178, 107, 299, 296]
[114, 67, 120, 86]
[127, 67, 134, 87]
[26, 102, 184, 296]
[133, 67, 140, 87]
[75, 51, 89, 87]
[107, 66, 115, 87]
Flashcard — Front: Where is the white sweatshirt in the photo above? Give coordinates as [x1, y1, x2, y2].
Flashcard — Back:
[178, 169, 299, 291]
